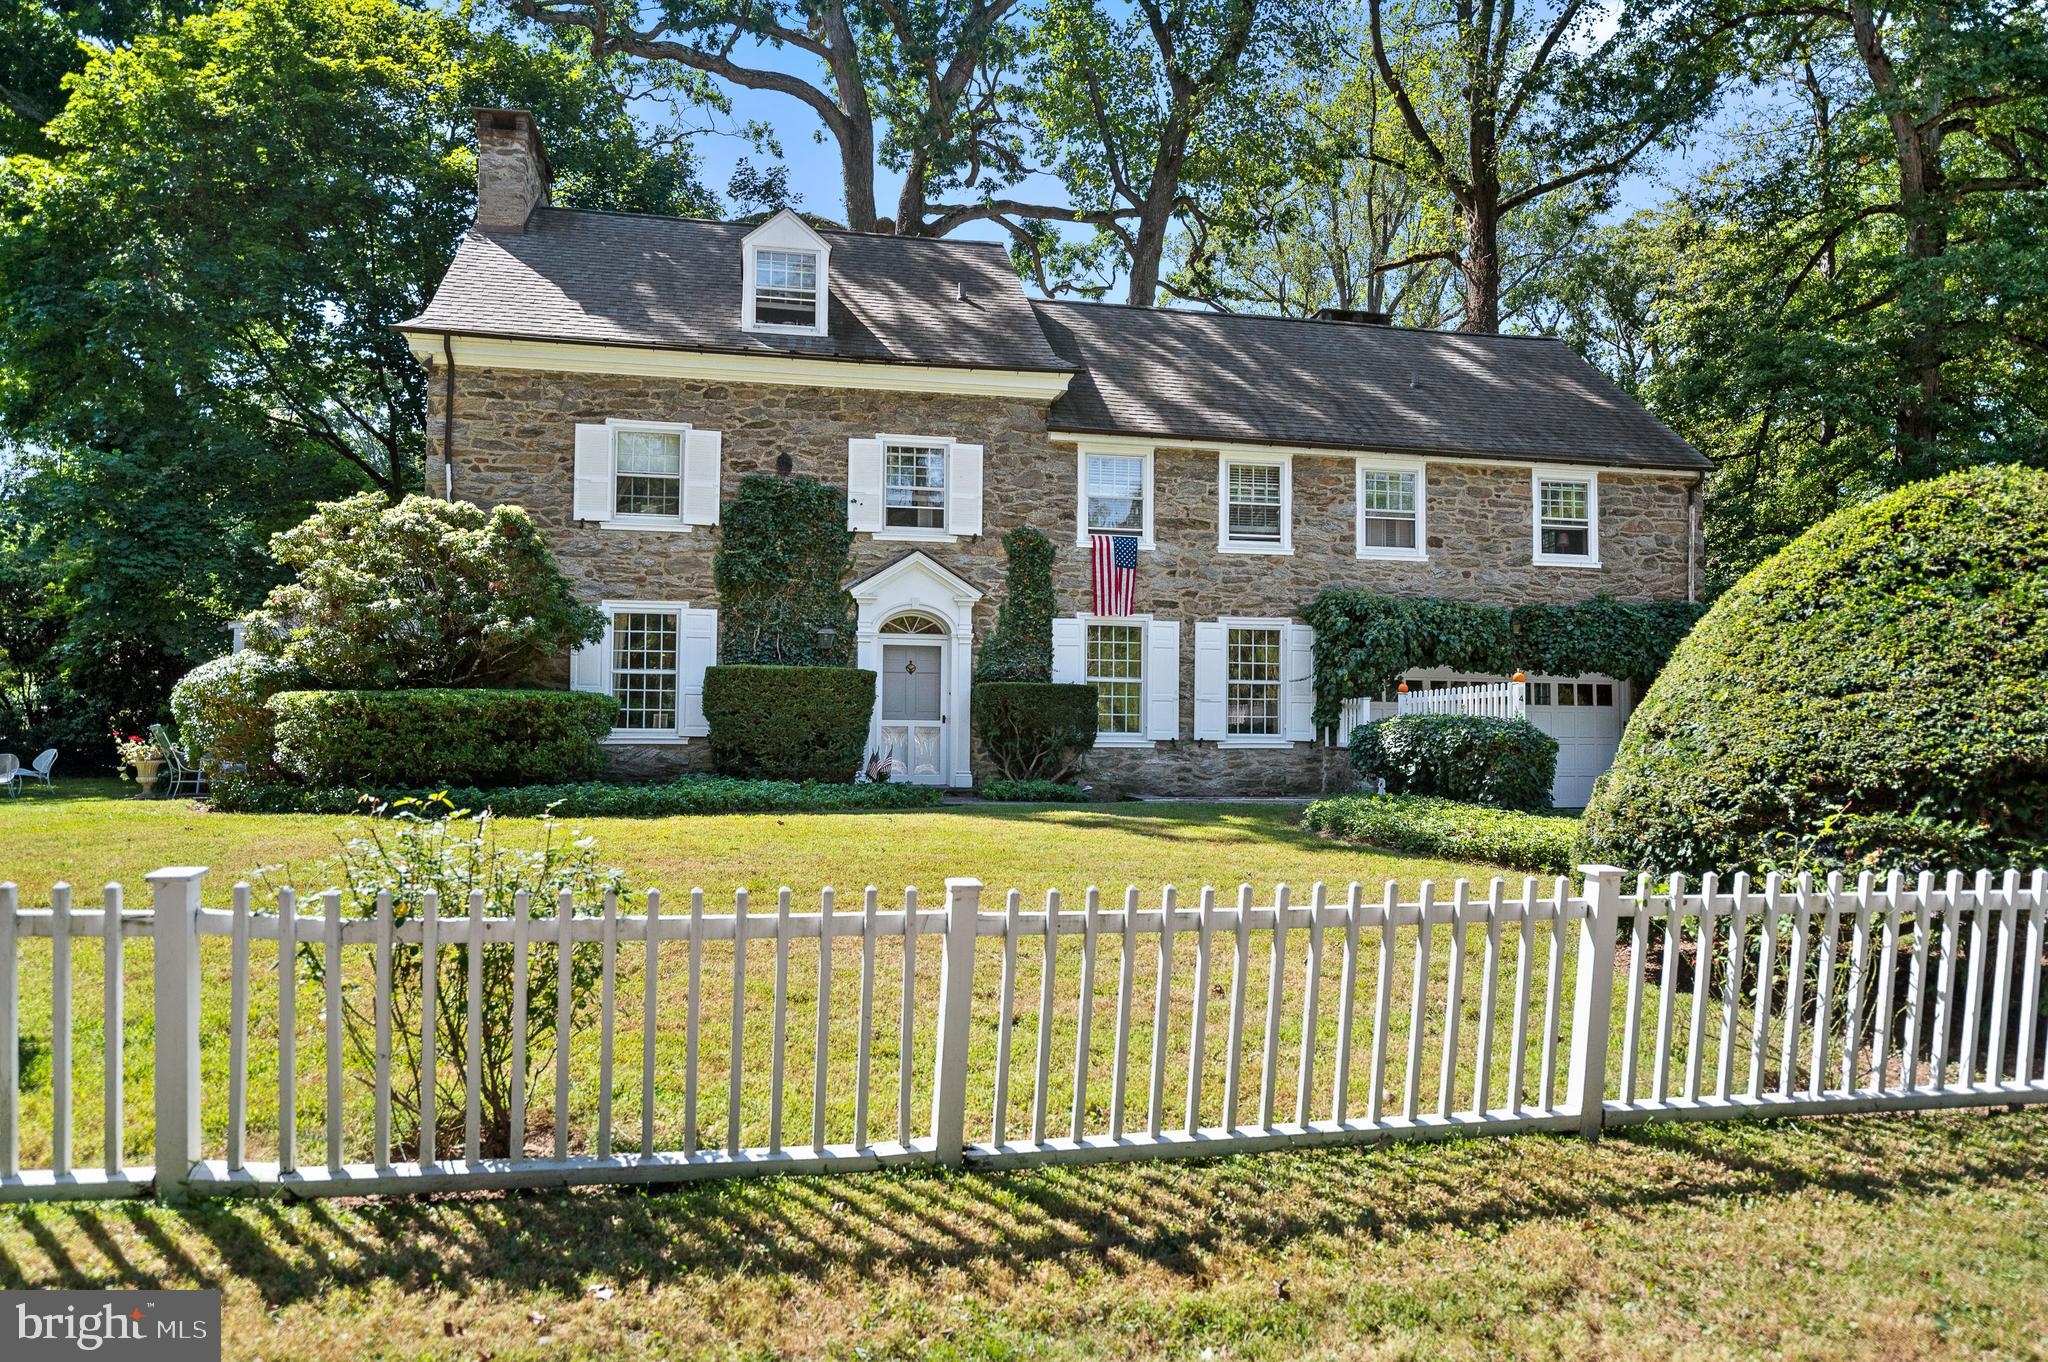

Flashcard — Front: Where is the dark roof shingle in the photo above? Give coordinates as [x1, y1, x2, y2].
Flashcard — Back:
[1032, 299, 1708, 471]
[399, 209, 1073, 373]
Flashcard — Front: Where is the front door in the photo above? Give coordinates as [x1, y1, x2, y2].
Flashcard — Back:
[878, 642, 946, 784]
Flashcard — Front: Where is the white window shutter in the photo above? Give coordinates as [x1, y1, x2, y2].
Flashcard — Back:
[1145, 620, 1181, 740]
[683, 428, 722, 525]
[1050, 617, 1084, 684]
[847, 438, 884, 532]
[569, 615, 613, 696]
[1285, 623, 1317, 742]
[572, 424, 613, 522]
[949, 442, 984, 537]
[679, 606, 717, 736]
[1192, 621, 1226, 740]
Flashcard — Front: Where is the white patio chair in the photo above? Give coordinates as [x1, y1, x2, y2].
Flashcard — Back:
[17, 748, 56, 790]
[0, 753, 16, 798]
[150, 725, 206, 798]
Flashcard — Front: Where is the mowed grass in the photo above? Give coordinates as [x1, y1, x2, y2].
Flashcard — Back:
[0, 1110, 2043, 1359]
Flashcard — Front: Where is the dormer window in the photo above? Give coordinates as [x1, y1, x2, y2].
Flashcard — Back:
[741, 208, 831, 335]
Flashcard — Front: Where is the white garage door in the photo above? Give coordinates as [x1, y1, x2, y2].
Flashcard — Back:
[1341, 671, 1631, 808]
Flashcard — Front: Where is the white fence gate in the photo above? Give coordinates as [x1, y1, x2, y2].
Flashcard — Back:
[1, 864, 2044, 1202]
[1394, 679, 1528, 720]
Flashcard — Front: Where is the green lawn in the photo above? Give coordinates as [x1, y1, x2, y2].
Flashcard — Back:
[5, 782, 2045, 1358]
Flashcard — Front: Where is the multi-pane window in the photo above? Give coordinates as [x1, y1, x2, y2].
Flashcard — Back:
[753, 248, 819, 327]
[1226, 626, 1283, 736]
[1225, 461, 1284, 546]
[884, 443, 948, 530]
[1358, 469, 1420, 551]
[614, 429, 682, 518]
[1086, 454, 1145, 535]
[1537, 477, 1594, 559]
[611, 611, 679, 732]
[1087, 623, 1144, 736]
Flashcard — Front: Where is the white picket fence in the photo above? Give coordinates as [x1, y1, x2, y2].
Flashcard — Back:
[1, 864, 2044, 1202]
[1395, 679, 1528, 720]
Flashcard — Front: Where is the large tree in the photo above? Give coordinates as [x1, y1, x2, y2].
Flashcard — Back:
[0, 0, 718, 736]
[0, 0, 197, 153]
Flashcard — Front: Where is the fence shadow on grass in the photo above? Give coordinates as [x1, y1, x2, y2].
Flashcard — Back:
[2, 1109, 2041, 1309]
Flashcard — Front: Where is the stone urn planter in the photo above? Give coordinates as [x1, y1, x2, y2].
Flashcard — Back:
[131, 756, 163, 792]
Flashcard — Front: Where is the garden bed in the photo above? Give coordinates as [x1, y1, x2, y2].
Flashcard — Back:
[1302, 792, 1582, 877]
[214, 774, 944, 817]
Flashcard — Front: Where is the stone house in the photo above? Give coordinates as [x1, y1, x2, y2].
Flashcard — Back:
[400, 109, 1709, 802]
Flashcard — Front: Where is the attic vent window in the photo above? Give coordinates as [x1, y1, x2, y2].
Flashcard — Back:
[754, 249, 819, 327]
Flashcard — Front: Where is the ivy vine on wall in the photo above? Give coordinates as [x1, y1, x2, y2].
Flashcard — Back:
[713, 474, 857, 665]
[975, 527, 1056, 681]
[1300, 589, 1708, 730]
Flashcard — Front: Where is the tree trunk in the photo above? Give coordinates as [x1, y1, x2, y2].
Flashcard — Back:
[820, 2, 880, 231]
[1124, 107, 1192, 304]
[1460, 191, 1503, 333]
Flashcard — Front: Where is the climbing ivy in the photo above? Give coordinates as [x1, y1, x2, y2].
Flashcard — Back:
[714, 475, 857, 665]
[975, 527, 1057, 681]
[1300, 589, 1707, 730]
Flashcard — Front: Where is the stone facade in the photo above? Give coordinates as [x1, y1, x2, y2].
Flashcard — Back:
[427, 362, 1700, 795]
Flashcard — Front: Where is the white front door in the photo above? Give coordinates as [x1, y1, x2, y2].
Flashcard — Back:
[878, 642, 946, 784]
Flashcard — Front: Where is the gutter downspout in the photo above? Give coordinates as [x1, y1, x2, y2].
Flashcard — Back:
[1688, 474, 1702, 603]
[442, 332, 457, 499]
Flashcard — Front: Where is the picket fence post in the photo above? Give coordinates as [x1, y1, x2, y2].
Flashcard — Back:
[929, 877, 982, 1164]
[1566, 864, 1624, 1140]
[149, 866, 207, 1205]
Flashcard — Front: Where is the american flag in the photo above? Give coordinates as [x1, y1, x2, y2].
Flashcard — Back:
[1091, 533, 1138, 616]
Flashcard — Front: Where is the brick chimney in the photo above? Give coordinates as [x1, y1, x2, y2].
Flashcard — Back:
[473, 108, 552, 233]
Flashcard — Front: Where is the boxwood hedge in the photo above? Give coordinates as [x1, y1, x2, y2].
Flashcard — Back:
[972, 681, 1097, 781]
[1349, 713, 1559, 811]
[703, 664, 875, 781]
[1581, 465, 2048, 874]
[267, 688, 617, 787]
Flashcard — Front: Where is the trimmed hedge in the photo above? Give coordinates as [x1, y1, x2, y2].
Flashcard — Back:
[978, 778, 1090, 802]
[703, 664, 875, 781]
[168, 651, 307, 784]
[1349, 713, 1558, 811]
[212, 775, 944, 817]
[973, 681, 1097, 781]
[1582, 465, 2048, 875]
[267, 689, 617, 787]
[1302, 794, 1582, 877]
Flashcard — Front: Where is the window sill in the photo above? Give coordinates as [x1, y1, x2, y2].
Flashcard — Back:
[1356, 549, 1428, 563]
[603, 733, 693, 747]
[1077, 534, 1156, 550]
[743, 321, 827, 337]
[1217, 542, 1291, 556]
[1092, 734, 1156, 749]
[1216, 737, 1296, 750]
[872, 528, 959, 544]
[597, 518, 694, 533]
[1532, 554, 1602, 569]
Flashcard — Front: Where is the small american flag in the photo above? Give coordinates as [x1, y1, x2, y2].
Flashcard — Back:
[1091, 533, 1138, 616]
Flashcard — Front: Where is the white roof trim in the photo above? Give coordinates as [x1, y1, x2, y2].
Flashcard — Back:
[849, 550, 985, 605]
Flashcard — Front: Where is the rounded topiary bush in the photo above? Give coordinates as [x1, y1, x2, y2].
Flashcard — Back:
[1350, 713, 1558, 811]
[168, 650, 308, 785]
[1581, 465, 2048, 874]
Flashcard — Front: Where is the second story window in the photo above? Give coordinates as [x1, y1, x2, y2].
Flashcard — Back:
[614, 429, 681, 518]
[753, 249, 819, 328]
[885, 441, 948, 531]
[1534, 471, 1599, 565]
[1221, 456, 1289, 553]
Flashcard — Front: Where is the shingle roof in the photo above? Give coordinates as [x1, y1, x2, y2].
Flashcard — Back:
[398, 209, 1074, 373]
[1031, 299, 1710, 472]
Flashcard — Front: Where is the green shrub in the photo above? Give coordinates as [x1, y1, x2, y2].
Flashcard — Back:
[714, 475, 857, 665]
[1581, 465, 2048, 876]
[976, 527, 1056, 681]
[214, 775, 944, 816]
[1350, 713, 1559, 811]
[244, 493, 603, 687]
[702, 664, 875, 781]
[973, 681, 1097, 781]
[267, 688, 617, 787]
[978, 778, 1090, 802]
[168, 650, 306, 784]
[1302, 794, 1583, 877]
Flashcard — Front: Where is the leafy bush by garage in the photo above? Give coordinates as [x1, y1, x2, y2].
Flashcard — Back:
[267, 689, 617, 787]
[973, 681, 1097, 781]
[703, 664, 875, 781]
[1302, 794, 1582, 877]
[1349, 713, 1559, 811]
[168, 650, 307, 785]
[214, 775, 943, 817]
[1581, 465, 2048, 875]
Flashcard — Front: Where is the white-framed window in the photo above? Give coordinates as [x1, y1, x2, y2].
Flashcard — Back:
[885, 440, 948, 531]
[1355, 458, 1426, 560]
[1050, 614, 1181, 744]
[1192, 617, 1314, 745]
[847, 435, 984, 542]
[1076, 446, 1154, 547]
[570, 600, 718, 742]
[1533, 470, 1599, 566]
[1219, 455, 1291, 553]
[740, 209, 831, 335]
[572, 419, 721, 530]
